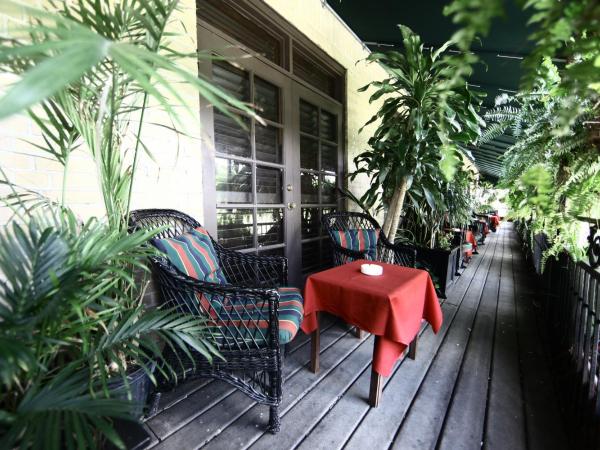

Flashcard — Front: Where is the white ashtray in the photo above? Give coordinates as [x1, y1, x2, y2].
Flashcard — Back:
[360, 263, 383, 276]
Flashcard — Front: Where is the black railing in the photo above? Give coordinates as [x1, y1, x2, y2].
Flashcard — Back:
[518, 220, 600, 448]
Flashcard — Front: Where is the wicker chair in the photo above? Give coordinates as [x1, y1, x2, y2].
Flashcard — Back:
[321, 211, 416, 268]
[128, 209, 290, 433]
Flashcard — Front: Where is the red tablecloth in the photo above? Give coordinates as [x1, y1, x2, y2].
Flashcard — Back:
[301, 260, 443, 376]
[466, 230, 477, 250]
[478, 219, 490, 235]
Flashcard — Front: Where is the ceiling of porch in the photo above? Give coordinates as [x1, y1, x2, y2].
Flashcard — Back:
[326, 0, 535, 182]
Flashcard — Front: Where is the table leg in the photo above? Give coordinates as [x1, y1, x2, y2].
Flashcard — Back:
[369, 336, 383, 407]
[310, 324, 320, 373]
[369, 368, 382, 407]
[408, 336, 417, 360]
[353, 326, 366, 339]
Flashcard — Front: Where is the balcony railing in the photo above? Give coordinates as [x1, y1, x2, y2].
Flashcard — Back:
[517, 219, 600, 448]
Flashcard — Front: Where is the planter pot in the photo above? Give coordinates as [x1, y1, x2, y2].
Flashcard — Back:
[416, 246, 461, 299]
[108, 365, 154, 419]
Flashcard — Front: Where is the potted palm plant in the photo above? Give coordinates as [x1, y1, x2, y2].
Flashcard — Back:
[351, 25, 483, 293]
[398, 165, 476, 297]
[0, 1, 259, 448]
[0, 205, 220, 449]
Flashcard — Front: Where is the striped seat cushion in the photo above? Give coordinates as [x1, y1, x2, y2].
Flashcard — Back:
[331, 228, 379, 261]
[211, 287, 304, 347]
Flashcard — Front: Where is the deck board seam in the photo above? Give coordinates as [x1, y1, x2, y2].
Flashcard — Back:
[147, 321, 355, 446]
[481, 229, 506, 448]
[433, 228, 502, 449]
[385, 230, 500, 449]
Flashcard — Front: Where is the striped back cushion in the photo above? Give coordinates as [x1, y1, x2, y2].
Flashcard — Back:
[152, 226, 227, 285]
[331, 228, 379, 260]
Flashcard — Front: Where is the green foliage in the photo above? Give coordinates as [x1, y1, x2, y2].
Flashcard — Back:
[0, 0, 260, 228]
[0, 205, 220, 449]
[444, 0, 600, 137]
[483, 56, 599, 261]
[0, 1, 239, 447]
[401, 164, 477, 249]
[351, 25, 484, 217]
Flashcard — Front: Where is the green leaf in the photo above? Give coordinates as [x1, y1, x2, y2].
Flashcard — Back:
[0, 37, 109, 119]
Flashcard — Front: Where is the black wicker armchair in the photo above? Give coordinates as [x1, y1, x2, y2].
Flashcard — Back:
[321, 211, 416, 268]
[129, 209, 293, 433]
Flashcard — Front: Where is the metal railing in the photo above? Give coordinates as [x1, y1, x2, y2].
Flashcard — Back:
[518, 219, 600, 448]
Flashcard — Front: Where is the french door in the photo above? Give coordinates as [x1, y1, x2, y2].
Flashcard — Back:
[287, 83, 343, 286]
[198, 26, 343, 287]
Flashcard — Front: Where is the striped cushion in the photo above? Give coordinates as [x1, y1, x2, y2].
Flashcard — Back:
[152, 227, 227, 285]
[331, 229, 379, 260]
[213, 287, 304, 346]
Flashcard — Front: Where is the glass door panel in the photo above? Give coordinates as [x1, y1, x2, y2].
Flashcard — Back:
[294, 89, 343, 278]
[212, 60, 287, 257]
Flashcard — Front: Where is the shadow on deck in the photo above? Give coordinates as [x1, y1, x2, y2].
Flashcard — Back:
[135, 224, 567, 450]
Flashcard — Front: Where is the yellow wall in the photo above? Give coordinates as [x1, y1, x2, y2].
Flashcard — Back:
[0, 0, 387, 224]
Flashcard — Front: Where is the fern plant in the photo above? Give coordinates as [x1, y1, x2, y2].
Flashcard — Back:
[483, 58, 600, 262]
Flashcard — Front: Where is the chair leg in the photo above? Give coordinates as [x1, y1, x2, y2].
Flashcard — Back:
[267, 405, 280, 433]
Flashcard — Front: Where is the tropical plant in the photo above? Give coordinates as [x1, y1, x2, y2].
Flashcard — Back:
[0, 1, 256, 447]
[0, 0, 260, 229]
[482, 58, 599, 261]
[399, 163, 476, 249]
[0, 204, 219, 449]
[351, 25, 484, 243]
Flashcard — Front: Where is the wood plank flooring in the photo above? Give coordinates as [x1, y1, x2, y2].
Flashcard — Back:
[141, 224, 567, 450]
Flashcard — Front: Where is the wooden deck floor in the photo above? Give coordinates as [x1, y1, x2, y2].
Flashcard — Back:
[139, 224, 568, 450]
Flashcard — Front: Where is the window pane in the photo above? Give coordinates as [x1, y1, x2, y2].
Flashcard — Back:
[217, 208, 254, 250]
[256, 166, 283, 204]
[301, 207, 320, 239]
[255, 124, 282, 164]
[255, 77, 280, 123]
[321, 142, 337, 173]
[214, 110, 251, 158]
[216, 158, 252, 204]
[302, 240, 321, 273]
[301, 171, 319, 204]
[300, 136, 319, 170]
[257, 208, 284, 247]
[321, 174, 337, 203]
[212, 61, 250, 102]
[300, 100, 319, 136]
[320, 110, 337, 142]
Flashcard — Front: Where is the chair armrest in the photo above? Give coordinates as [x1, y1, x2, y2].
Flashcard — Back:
[378, 234, 417, 268]
[216, 247, 288, 288]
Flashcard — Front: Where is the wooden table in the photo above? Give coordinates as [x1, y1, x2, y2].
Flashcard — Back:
[301, 260, 443, 407]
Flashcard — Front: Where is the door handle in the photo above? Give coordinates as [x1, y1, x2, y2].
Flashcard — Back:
[287, 202, 297, 210]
